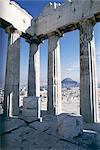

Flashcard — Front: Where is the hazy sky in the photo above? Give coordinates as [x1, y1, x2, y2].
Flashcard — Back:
[0, 0, 100, 86]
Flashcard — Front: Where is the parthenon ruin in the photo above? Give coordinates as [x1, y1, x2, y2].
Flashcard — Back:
[0, 0, 100, 124]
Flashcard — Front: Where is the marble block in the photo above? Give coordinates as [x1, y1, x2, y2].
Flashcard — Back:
[57, 113, 83, 139]
[22, 96, 40, 118]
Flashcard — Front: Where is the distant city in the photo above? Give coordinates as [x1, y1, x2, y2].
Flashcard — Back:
[1, 77, 100, 117]
[0, 77, 100, 90]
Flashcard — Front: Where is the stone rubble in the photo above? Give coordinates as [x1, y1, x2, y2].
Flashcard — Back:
[57, 113, 83, 139]
[1, 113, 100, 150]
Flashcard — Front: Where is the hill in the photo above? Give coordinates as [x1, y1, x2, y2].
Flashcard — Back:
[61, 78, 79, 88]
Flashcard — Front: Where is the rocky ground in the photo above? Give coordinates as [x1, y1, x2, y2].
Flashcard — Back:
[0, 112, 100, 150]
[0, 87, 100, 150]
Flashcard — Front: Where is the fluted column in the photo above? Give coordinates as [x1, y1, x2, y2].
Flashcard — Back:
[28, 41, 40, 97]
[80, 18, 99, 123]
[4, 27, 21, 117]
[47, 32, 62, 115]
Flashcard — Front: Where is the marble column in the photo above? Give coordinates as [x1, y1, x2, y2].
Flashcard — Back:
[4, 27, 21, 117]
[80, 19, 99, 123]
[28, 41, 40, 97]
[47, 32, 62, 115]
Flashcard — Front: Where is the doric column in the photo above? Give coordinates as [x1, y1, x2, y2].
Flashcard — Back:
[28, 40, 40, 97]
[47, 32, 62, 115]
[4, 26, 21, 117]
[80, 18, 99, 123]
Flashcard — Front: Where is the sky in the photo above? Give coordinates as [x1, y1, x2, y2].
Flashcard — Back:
[0, 0, 100, 87]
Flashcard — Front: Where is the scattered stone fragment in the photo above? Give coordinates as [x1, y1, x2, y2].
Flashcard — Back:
[84, 122, 100, 133]
[57, 113, 83, 139]
[73, 129, 100, 149]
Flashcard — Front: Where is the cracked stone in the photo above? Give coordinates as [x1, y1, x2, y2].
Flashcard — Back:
[49, 139, 86, 150]
[57, 113, 83, 139]
[1, 117, 27, 135]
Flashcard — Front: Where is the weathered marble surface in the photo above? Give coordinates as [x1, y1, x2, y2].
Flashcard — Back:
[4, 29, 21, 117]
[0, 0, 100, 38]
[22, 96, 40, 118]
[47, 33, 62, 115]
[84, 122, 100, 133]
[80, 19, 99, 123]
[28, 43, 40, 97]
[30, 112, 58, 136]
[1, 115, 100, 149]
[73, 129, 100, 149]
[57, 113, 83, 139]
[0, 117, 26, 135]
[30, 112, 83, 138]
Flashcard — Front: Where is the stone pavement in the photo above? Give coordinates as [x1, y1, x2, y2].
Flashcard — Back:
[0, 113, 100, 150]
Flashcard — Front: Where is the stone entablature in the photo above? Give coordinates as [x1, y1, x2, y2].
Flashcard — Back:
[0, 0, 100, 38]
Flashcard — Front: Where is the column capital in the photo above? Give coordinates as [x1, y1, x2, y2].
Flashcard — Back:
[79, 16, 96, 43]
[48, 30, 64, 38]
[79, 16, 96, 28]
[5, 25, 22, 35]
[26, 36, 42, 45]
[56, 29, 64, 37]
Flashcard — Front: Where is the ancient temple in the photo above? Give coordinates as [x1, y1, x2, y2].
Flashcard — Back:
[0, 0, 100, 123]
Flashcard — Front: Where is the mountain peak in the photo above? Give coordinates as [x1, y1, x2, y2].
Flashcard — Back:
[62, 78, 73, 82]
[61, 78, 79, 88]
